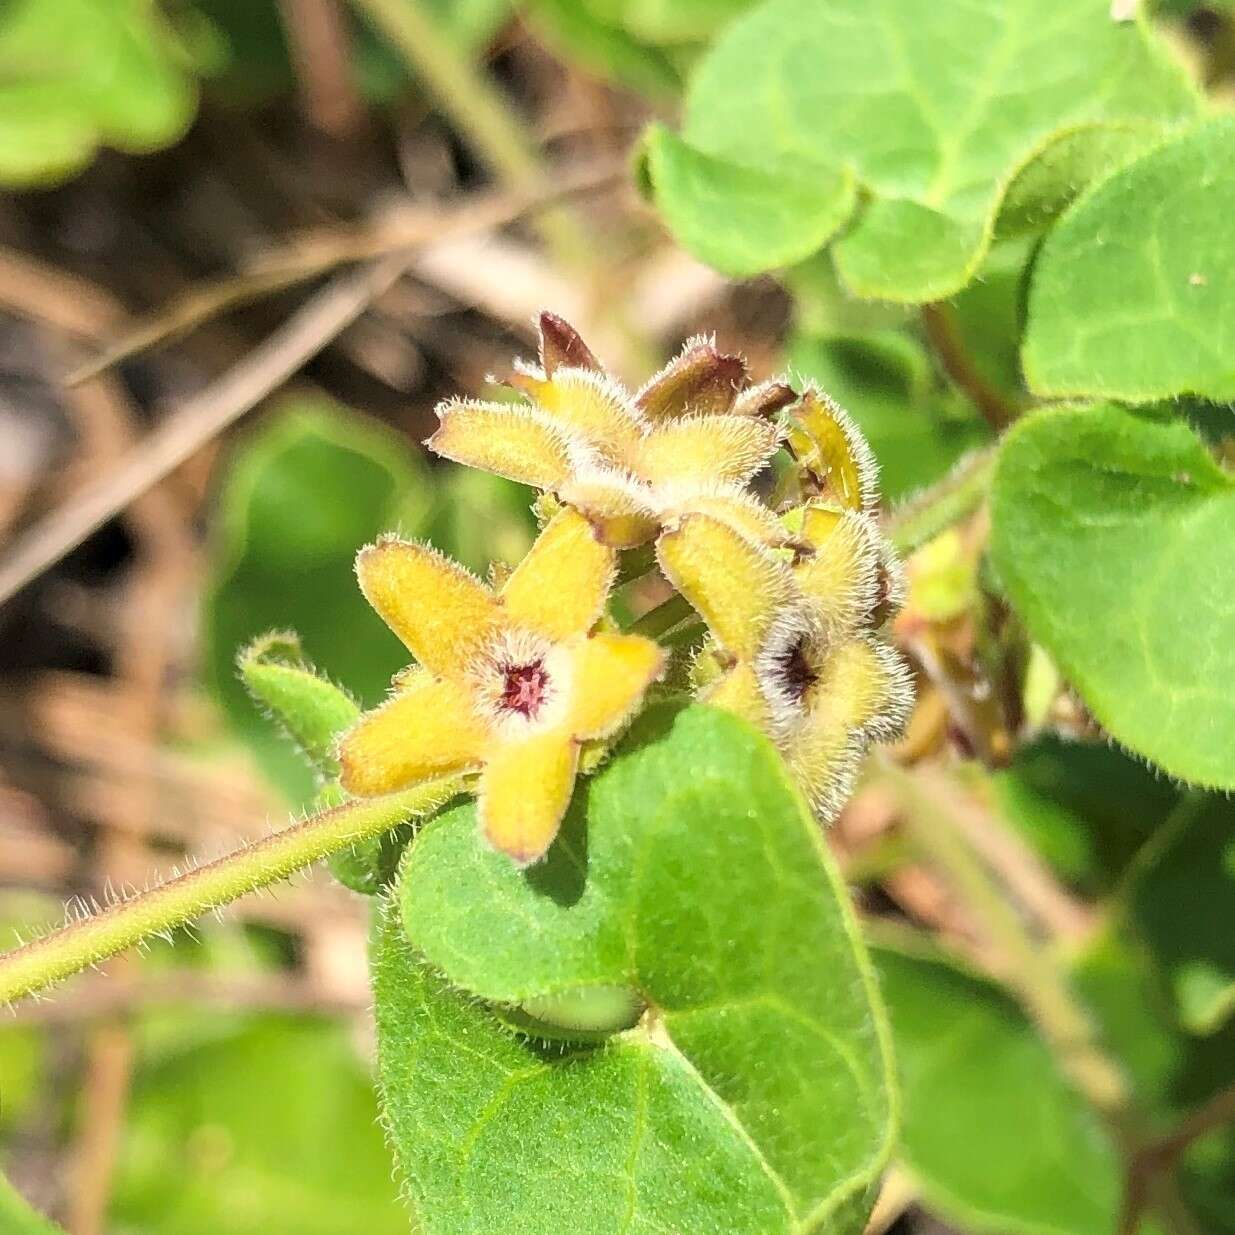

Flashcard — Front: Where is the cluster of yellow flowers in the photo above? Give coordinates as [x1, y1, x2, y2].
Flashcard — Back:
[337, 314, 911, 865]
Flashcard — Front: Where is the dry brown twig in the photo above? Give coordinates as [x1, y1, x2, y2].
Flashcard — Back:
[0, 254, 409, 609]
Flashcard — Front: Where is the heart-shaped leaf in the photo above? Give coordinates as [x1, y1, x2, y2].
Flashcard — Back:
[648, 0, 1197, 301]
[374, 703, 894, 1234]
[990, 403, 1235, 789]
[1023, 118, 1235, 402]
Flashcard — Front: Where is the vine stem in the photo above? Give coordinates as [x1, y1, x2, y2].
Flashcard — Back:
[920, 301, 1018, 431]
[885, 447, 996, 556]
[349, 0, 589, 269]
[875, 756, 1134, 1124]
[0, 778, 458, 1007]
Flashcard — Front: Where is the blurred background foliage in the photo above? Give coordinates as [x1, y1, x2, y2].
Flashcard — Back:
[0, 1, 1233, 1233]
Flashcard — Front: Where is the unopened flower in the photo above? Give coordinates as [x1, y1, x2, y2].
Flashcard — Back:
[428, 313, 796, 547]
[338, 508, 663, 865]
[782, 388, 878, 513]
[658, 513, 912, 819]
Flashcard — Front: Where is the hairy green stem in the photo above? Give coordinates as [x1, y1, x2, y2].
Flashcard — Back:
[877, 756, 1133, 1123]
[886, 447, 997, 556]
[349, 0, 588, 268]
[0, 778, 459, 1007]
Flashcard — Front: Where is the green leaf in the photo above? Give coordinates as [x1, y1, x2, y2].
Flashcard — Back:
[376, 703, 894, 1234]
[990, 403, 1235, 789]
[0, 0, 200, 186]
[582, 0, 752, 44]
[524, 0, 683, 99]
[202, 397, 430, 806]
[874, 944, 1121, 1235]
[655, 0, 1197, 301]
[641, 125, 856, 277]
[0, 1175, 64, 1235]
[1024, 118, 1235, 402]
[1073, 931, 1235, 1232]
[1127, 796, 1235, 1034]
[787, 329, 990, 500]
[110, 1015, 408, 1235]
[993, 733, 1181, 893]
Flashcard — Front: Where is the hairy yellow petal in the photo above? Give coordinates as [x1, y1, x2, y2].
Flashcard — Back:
[702, 661, 771, 732]
[791, 637, 913, 819]
[560, 467, 659, 548]
[428, 399, 574, 489]
[785, 389, 878, 513]
[338, 672, 487, 797]
[479, 729, 579, 865]
[634, 336, 748, 419]
[500, 508, 615, 640]
[356, 537, 498, 679]
[568, 632, 664, 739]
[660, 483, 788, 547]
[634, 414, 779, 487]
[656, 514, 792, 661]
[794, 508, 882, 638]
[513, 368, 643, 459]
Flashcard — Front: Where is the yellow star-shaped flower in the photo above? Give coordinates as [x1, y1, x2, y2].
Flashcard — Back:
[338, 508, 664, 865]
[428, 313, 796, 548]
[657, 513, 912, 820]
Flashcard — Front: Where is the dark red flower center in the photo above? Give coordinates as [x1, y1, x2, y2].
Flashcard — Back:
[500, 661, 550, 718]
[773, 638, 818, 703]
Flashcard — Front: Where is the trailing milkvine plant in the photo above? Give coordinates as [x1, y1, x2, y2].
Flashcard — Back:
[0, 316, 913, 1234]
[4, 3, 1235, 1234]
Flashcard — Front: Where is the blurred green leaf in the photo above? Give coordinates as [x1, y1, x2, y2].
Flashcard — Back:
[990, 403, 1235, 789]
[787, 329, 990, 501]
[581, 0, 751, 43]
[0, 1175, 64, 1235]
[426, 466, 537, 578]
[0, 0, 202, 186]
[202, 397, 430, 805]
[1024, 118, 1235, 402]
[1126, 796, 1235, 1034]
[651, 0, 1197, 300]
[641, 125, 856, 277]
[875, 944, 1121, 1235]
[377, 703, 894, 1234]
[1074, 931, 1235, 1232]
[993, 733, 1180, 893]
[524, 0, 683, 99]
[110, 1015, 407, 1235]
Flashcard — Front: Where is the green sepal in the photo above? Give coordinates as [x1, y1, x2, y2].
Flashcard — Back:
[237, 631, 360, 779]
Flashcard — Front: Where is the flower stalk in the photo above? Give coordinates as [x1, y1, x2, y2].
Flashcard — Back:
[0, 778, 458, 1006]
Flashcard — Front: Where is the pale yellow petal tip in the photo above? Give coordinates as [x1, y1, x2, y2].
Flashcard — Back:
[568, 631, 665, 741]
[428, 398, 574, 490]
[338, 674, 486, 798]
[500, 507, 616, 641]
[355, 536, 498, 679]
[479, 732, 579, 866]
